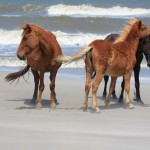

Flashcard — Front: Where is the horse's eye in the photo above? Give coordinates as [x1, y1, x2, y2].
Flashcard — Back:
[24, 37, 27, 40]
[24, 34, 29, 40]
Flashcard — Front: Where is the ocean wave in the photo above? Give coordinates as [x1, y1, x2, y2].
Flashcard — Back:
[22, 4, 43, 13]
[0, 29, 107, 68]
[0, 57, 84, 68]
[0, 58, 26, 67]
[0, 29, 22, 44]
[1, 4, 150, 19]
[47, 4, 150, 18]
[53, 31, 107, 46]
[0, 29, 107, 46]
[0, 28, 149, 68]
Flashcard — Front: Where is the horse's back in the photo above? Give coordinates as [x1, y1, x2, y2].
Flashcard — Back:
[89, 40, 112, 57]
[89, 39, 127, 76]
[47, 31, 63, 56]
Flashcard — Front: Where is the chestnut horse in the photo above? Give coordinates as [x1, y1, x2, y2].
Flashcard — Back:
[103, 34, 150, 104]
[56, 19, 149, 112]
[5, 24, 62, 108]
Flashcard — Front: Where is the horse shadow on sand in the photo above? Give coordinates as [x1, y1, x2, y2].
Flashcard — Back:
[6, 95, 149, 112]
[88, 95, 150, 111]
[12, 98, 50, 110]
[12, 98, 81, 111]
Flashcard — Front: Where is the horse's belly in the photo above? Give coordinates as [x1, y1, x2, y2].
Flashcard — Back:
[105, 61, 126, 76]
[105, 67, 125, 76]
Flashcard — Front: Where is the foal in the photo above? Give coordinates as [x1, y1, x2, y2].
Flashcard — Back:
[103, 34, 150, 104]
[56, 19, 149, 112]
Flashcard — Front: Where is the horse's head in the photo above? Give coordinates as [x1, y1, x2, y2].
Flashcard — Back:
[136, 20, 149, 38]
[139, 34, 150, 67]
[17, 24, 40, 60]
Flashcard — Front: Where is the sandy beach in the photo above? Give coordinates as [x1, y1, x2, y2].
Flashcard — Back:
[0, 69, 150, 150]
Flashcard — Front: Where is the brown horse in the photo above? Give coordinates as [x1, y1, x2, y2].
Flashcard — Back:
[103, 34, 150, 104]
[5, 24, 62, 108]
[56, 19, 149, 112]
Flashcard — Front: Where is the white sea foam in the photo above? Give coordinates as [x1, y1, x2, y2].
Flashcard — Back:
[0, 29, 107, 46]
[47, 4, 150, 18]
[53, 31, 106, 46]
[0, 29, 22, 44]
[0, 59, 26, 67]
[0, 28, 148, 68]
[0, 28, 107, 67]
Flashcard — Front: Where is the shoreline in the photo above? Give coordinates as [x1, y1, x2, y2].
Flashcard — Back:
[1, 65, 150, 83]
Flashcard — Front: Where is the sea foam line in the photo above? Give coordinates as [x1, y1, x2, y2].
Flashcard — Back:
[47, 4, 150, 18]
[0, 29, 108, 46]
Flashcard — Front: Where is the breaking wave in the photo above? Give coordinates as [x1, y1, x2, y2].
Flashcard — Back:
[47, 4, 150, 18]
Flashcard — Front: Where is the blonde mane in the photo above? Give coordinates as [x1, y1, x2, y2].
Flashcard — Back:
[114, 18, 139, 44]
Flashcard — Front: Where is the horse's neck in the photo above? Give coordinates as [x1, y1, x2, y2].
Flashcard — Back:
[125, 36, 140, 54]
[38, 34, 53, 57]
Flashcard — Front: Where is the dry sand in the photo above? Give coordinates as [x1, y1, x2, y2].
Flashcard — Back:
[0, 70, 150, 150]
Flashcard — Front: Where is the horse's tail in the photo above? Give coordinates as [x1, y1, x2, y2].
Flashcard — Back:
[55, 46, 92, 63]
[87, 49, 96, 80]
[5, 65, 30, 82]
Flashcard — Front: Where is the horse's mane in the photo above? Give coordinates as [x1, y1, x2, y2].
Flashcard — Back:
[21, 23, 54, 39]
[114, 18, 139, 44]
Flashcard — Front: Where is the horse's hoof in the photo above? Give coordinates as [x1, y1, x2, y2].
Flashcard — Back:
[127, 103, 134, 109]
[106, 104, 110, 109]
[133, 99, 144, 105]
[96, 107, 100, 113]
[50, 102, 56, 109]
[118, 99, 123, 104]
[112, 95, 118, 100]
[138, 101, 144, 105]
[36, 102, 42, 109]
[103, 94, 107, 98]
[83, 106, 88, 112]
[105, 100, 110, 108]
[31, 98, 36, 104]
[91, 106, 100, 113]
[55, 99, 59, 105]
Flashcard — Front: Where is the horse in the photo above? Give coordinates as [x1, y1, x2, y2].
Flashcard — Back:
[56, 19, 149, 112]
[103, 34, 150, 104]
[101, 34, 119, 99]
[5, 23, 62, 108]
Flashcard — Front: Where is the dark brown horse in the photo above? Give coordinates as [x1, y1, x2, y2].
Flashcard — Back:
[56, 19, 149, 112]
[103, 34, 150, 104]
[5, 24, 62, 108]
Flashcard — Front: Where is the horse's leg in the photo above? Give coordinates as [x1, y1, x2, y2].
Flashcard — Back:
[84, 54, 93, 111]
[84, 67, 92, 111]
[103, 75, 117, 99]
[124, 72, 134, 109]
[49, 69, 59, 108]
[105, 77, 117, 108]
[119, 77, 125, 103]
[133, 64, 144, 104]
[36, 71, 45, 108]
[31, 69, 39, 103]
[103, 75, 109, 97]
[91, 69, 104, 113]
[112, 88, 117, 99]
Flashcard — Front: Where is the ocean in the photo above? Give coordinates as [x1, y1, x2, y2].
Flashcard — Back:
[0, 0, 150, 74]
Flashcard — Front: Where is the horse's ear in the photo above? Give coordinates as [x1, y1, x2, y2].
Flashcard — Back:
[138, 20, 142, 29]
[22, 24, 32, 33]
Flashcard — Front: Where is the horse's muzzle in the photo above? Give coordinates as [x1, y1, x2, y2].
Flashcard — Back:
[17, 54, 26, 60]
